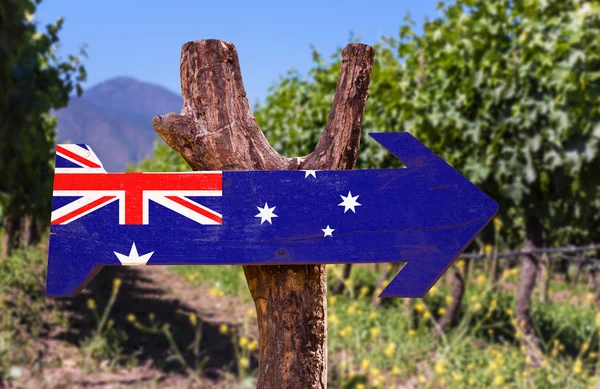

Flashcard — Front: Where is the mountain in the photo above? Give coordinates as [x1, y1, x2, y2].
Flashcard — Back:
[56, 77, 182, 171]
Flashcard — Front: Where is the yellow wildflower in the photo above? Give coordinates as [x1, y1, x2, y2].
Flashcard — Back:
[328, 296, 337, 305]
[246, 308, 255, 318]
[247, 339, 258, 351]
[452, 373, 463, 382]
[573, 359, 583, 375]
[445, 296, 453, 305]
[493, 217, 501, 231]
[470, 295, 479, 303]
[370, 368, 380, 376]
[595, 312, 600, 328]
[484, 244, 493, 257]
[369, 311, 378, 321]
[127, 313, 136, 323]
[209, 287, 219, 296]
[219, 324, 229, 334]
[417, 375, 427, 383]
[329, 314, 340, 326]
[384, 342, 397, 357]
[112, 278, 122, 292]
[468, 378, 476, 385]
[239, 357, 249, 368]
[370, 327, 380, 339]
[457, 259, 466, 272]
[360, 359, 370, 371]
[340, 326, 353, 337]
[434, 359, 446, 375]
[107, 319, 114, 330]
[473, 303, 482, 313]
[429, 286, 438, 296]
[438, 307, 446, 316]
[414, 303, 425, 313]
[586, 293, 594, 304]
[507, 308, 513, 316]
[239, 336, 249, 348]
[356, 384, 365, 389]
[392, 366, 401, 376]
[492, 375, 505, 386]
[582, 343, 589, 352]
[360, 285, 370, 297]
[189, 313, 197, 326]
[488, 329, 494, 335]
[476, 275, 486, 288]
[87, 298, 96, 310]
[423, 311, 432, 320]
[467, 363, 475, 370]
[408, 329, 416, 337]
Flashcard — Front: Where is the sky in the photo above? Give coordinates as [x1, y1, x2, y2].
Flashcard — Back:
[37, 0, 441, 105]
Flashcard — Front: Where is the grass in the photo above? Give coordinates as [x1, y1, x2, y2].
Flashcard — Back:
[171, 262, 599, 389]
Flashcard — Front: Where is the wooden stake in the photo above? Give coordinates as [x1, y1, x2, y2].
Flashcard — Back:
[153, 39, 374, 388]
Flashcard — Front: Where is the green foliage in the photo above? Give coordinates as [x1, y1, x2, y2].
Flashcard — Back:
[128, 139, 188, 172]
[251, 0, 600, 246]
[0, 0, 86, 222]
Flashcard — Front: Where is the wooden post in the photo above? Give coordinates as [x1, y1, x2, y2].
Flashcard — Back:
[153, 39, 374, 388]
[515, 214, 544, 366]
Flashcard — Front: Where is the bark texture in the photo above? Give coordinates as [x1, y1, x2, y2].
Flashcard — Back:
[515, 214, 544, 366]
[438, 264, 468, 332]
[153, 39, 374, 389]
[1, 214, 17, 260]
[538, 253, 550, 304]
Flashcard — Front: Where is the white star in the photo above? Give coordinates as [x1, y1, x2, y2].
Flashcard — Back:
[322, 225, 335, 237]
[304, 170, 317, 178]
[114, 242, 154, 266]
[255, 202, 278, 225]
[338, 191, 361, 213]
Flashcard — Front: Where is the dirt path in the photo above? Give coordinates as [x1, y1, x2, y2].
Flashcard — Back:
[6, 266, 257, 389]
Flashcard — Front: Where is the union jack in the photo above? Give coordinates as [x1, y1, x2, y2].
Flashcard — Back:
[51, 144, 223, 225]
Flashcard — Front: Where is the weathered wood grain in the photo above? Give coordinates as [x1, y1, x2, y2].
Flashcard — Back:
[152, 39, 374, 389]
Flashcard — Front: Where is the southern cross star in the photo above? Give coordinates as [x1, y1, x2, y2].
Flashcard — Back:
[338, 191, 361, 213]
[255, 202, 278, 225]
[322, 225, 335, 237]
[114, 242, 154, 265]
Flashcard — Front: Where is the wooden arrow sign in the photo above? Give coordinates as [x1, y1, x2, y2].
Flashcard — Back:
[46, 132, 498, 297]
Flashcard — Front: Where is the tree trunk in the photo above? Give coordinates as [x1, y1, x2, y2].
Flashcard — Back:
[438, 260, 469, 332]
[331, 264, 352, 295]
[1, 213, 18, 259]
[152, 39, 374, 388]
[438, 267, 465, 332]
[19, 215, 38, 248]
[572, 254, 584, 286]
[515, 214, 544, 367]
[538, 253, 550, 304]
[593, 266, 600, 309]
